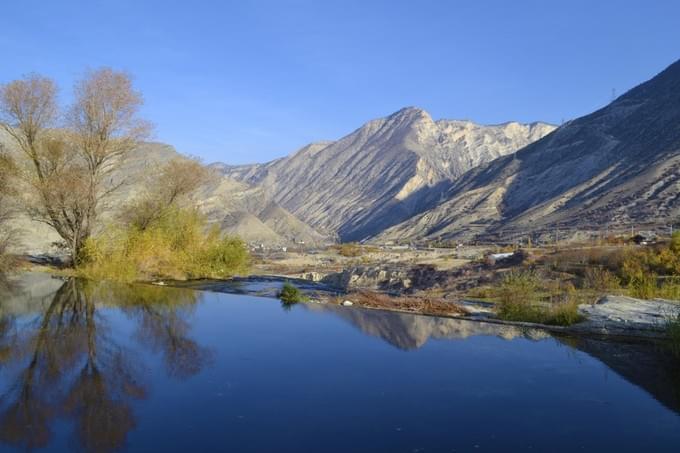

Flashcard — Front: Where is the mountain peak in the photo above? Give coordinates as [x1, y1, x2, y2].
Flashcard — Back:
[389, 106, 431, 121]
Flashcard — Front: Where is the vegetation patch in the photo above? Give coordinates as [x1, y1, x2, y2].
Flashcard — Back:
[278, 282, 308, 304]
[495, 270, 584, 326]
[79, 207, 250, 282]
[332, 242, 378, 257]
[340, 291, 468, 317]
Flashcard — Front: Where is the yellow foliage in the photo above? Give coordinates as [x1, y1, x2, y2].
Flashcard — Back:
[79, 207, 250, 282]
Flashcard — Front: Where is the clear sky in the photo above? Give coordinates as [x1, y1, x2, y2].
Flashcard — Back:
[1, 0, 679, 164]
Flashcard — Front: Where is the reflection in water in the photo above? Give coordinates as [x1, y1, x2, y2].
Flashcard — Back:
[309, 303, 680, 417]
[0, 277, 207, 452]
[0, 273, 678, 452]
[308, 303, 550, 350]
[564, 336, 680, 415]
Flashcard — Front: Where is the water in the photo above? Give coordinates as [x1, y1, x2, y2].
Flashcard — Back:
[0, 273, 679, 452]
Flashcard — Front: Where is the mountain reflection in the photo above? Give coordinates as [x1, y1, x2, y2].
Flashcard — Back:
[0, 277, 207, 453]
[309, 303, 680, 416]
[308, 303, 549, 350]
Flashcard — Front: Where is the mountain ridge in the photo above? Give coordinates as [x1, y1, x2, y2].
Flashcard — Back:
[216, 107, 555, 241]
[378, 59, 680, 242]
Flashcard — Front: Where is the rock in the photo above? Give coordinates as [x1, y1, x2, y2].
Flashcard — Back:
[322, 266, 412, 291]
[576, 295, 680, 337]
[342, 300, 354, 307]
[301, 272, 325, 282]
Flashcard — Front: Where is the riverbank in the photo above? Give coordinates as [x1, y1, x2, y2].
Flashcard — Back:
[163, 274, 679, 341]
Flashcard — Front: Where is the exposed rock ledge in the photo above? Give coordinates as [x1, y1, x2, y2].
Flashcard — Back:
[573, 295, 679, 337]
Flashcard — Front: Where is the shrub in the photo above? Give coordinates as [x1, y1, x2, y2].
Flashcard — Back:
[278, 282, 307, 304]
[583, 267, 620, 292]
[79, 207, 250, 281]
[495, 270, 583, 326]
[498, 270, 539, 304]
[545, 301, 583, 326]
[496, 270, 543, 322]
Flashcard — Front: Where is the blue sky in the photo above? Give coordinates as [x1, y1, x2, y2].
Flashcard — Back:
[1, 0, 679, 164]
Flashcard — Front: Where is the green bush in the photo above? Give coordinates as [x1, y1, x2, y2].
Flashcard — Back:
[498, 270, 538, 303]
[497, 270, 542, 322]
[79, 207, 250, 281]
[278, 282, 307, 304]
[496, 270, 583, 326]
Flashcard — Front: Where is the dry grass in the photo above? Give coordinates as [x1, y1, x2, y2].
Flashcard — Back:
[337, 290, 468, 317]
[331, 243, 379, 257]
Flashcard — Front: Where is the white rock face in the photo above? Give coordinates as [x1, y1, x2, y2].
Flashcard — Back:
[219, 107, 554, 241]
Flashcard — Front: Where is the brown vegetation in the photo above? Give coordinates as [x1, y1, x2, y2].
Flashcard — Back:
[332, 242, 378, 257]
[339, 290, 468, 317]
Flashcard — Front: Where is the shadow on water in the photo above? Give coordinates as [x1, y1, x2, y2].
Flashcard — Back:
[0, 276, 210, 452]
[560, 335, 680, 415]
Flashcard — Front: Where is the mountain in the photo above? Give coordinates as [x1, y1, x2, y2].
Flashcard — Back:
[218, 108, 555, 241]
[379, 59, 680, 243]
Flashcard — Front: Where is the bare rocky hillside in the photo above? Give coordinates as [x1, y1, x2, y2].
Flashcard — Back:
[218, 107, 554, 241]
[379, 59, 680, 243]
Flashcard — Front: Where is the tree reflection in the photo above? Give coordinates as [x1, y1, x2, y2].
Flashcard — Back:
[0, 278, 207, 452]
[107, 283, 212, 379]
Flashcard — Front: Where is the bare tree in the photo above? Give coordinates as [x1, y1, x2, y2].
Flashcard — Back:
[0, 69, 151, 264]
[120, 157, 213, 230]
[0, 151, 16, 269]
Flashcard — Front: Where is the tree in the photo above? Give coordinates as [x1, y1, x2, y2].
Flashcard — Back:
[120, 157, 213, 230]
[0, 151, 16, 269]
[0, 69, 151, 264]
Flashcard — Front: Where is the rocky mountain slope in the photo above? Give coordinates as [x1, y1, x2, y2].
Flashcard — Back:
[218, 108, 554, 241]
[379, 59, 680, 243]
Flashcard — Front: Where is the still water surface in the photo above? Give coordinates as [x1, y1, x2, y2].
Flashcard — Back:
[0, 273, 679, 452]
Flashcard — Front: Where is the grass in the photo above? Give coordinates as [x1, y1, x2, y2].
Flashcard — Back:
[495, 270, 584, 326]
[278, 282, 308, 304]
[666, 312, 680, 358]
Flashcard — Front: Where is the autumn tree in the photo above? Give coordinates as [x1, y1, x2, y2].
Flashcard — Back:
[120, 157, 214, 230]
[0, 69, 150, 264]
